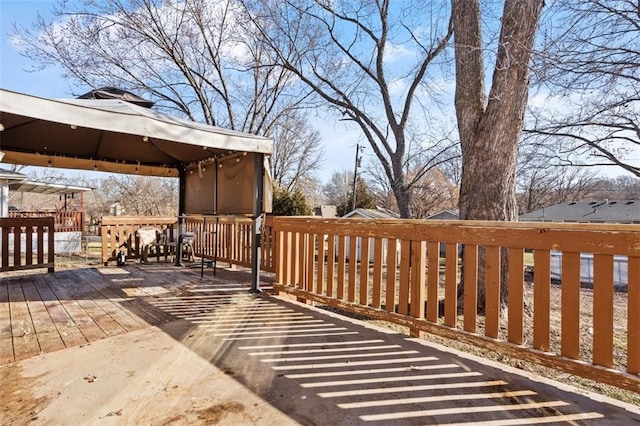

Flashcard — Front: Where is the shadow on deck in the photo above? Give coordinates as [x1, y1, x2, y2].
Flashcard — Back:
[1, 264, 638, 424]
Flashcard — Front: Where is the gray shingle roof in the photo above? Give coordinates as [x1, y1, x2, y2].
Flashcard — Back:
[519, 200, 640, 223]
[342, 208, 400, 219]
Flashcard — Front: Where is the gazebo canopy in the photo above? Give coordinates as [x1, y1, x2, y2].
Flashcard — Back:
[0, 88, 272, 178]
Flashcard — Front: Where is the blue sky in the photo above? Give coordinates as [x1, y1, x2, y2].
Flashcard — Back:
[0, 0, 359, 183]
[0, 1, 70, 98]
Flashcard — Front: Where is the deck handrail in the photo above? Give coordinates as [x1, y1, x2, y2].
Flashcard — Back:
[100, 215, 274, 272]
[0, 217, 55, 273]
[183, 215, 274, 273]
[100, 216, 178, 264]
[272, 217, 640, 394]
[8, 210, 85, 233]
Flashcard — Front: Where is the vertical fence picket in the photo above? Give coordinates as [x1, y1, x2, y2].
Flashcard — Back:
[327, 235, 335, 298]
[398, 240, 411, 315]
[385, 239, 397, 313]
[348, 237, 358, 302]
[316, 234, 324, 295]
[533, 249, 551, 351]
[485, 246, 501, 339]
[427, 241, 440, 323]
[463, 245, 478, 333]
[372, 238, 383, 309]
[561, 251, 581, 359]
[410, 240, 426, 320]
[337, 235, 346, 300]
[507, 247, 524, 345]
[444, 243, 459, 328]
[628, 256, 640, 374]
[360, 237, 370, 305]
[593, 254, 614, 368]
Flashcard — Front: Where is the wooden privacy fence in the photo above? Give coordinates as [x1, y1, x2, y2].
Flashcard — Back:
[0, 217, 55, 273]
[183, 215, 274, 273]
[101, 216, 177, 265]
[272, 217, 640, 393]
[9, 210, 84, 232]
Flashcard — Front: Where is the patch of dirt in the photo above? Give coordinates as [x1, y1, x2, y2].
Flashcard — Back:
[196, 401, 245, 423]
[0, 364, 50, 424]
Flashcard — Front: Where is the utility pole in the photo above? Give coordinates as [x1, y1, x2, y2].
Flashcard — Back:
[351, 144, 363, 211]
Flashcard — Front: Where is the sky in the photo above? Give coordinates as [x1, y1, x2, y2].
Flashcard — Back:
[1, 1, 636, 186]
[0, 0, 360, 184]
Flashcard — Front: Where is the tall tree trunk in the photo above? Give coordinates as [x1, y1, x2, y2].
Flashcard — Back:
[454, 0, 544, 309]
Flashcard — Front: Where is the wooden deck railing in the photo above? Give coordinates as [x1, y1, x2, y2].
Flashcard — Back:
[100, 216, 177, 265]
[0, 217, 55, 273]
[272, 217, 640, 394]
[183, 215, 274, 273]
[100, 215, 274, 272]
[9, 210, 85, 232]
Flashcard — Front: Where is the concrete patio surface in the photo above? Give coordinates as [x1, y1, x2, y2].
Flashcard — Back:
[1, 265, 639, 425]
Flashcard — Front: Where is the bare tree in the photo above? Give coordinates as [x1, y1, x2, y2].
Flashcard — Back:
[369, 164, 458, 218]
[454, 0, 544, 308]
[270, 111, 324, 191]
[454, 0, 544, 221]
[322, 170, 353, 208]
[243, 0, 455, 218]
[98, 175, 178, 216]
[13, 0, 318, 178]
[516, 157, 604, 213]
[528, 0, 640, 177]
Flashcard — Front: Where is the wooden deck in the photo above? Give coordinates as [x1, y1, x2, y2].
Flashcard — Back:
[1, 264, 639, 424]
[0, 263, 264, 365]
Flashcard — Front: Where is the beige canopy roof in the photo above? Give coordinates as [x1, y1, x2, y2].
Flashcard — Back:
[0, 88, 272, 177]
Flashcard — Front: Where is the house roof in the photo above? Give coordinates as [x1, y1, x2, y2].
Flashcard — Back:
[9, 180, 93, 195]
[342, 207, 400, 219]
[0, 167, 27, 183]
[425, 209, 459, 220]
[519, 200, 640, 223]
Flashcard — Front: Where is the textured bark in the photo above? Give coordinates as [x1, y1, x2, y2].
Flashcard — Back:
[454, 0, 544, 308]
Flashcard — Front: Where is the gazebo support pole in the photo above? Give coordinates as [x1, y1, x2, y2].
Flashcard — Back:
[250, 153, 265, 294]
[175, 167, 187, 266]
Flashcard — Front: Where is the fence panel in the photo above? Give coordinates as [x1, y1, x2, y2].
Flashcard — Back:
[0, 217, 55, 273]
[272, 217, 640, 394]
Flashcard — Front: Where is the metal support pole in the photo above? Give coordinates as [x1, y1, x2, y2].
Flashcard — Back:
[250, 153, 265, 294]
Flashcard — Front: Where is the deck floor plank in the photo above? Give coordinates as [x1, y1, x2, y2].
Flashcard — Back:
[21, 279, 66, 354]
[41, 274, 107, 342]
[31, 275, 88, 349]
[74, 269, 148, 331]
[7, 279, 41, 361]
[0, 279, 14, 364]
[52, 272, 127, 337]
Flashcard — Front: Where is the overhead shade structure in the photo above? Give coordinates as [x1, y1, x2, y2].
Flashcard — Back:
[0, 88, 271, 179]
[0, 88, 273, 291]
[0, 88, 272, 214]
[76, 86, 156, 108]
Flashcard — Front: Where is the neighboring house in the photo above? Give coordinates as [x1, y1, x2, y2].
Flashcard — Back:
[521, 200, 637, 289]
[314, 205, 338, 218]
[0, 168, 27, 217]
[342, 207, 400, 220]
[519, 200, 640, 224]
[6, 178, 93, 253]
[425, 209, 459, 220]
[341, 207, 399, 262]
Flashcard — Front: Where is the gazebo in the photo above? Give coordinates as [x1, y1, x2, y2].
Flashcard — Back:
[0, 88, 273, 288]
